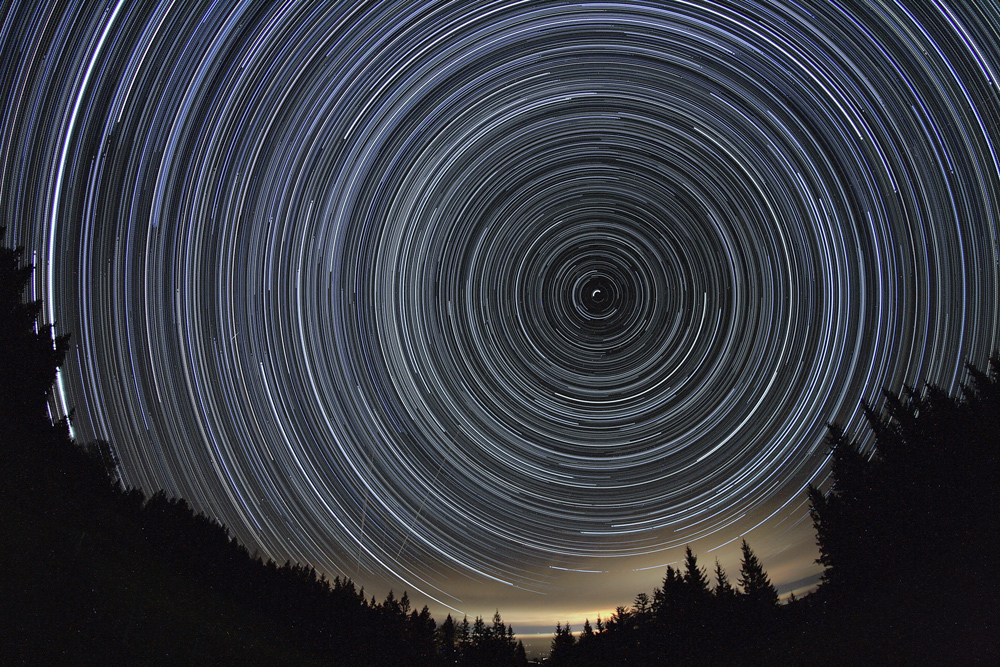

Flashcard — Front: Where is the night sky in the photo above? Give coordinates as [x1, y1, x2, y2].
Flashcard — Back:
[3, 0, 999, 648]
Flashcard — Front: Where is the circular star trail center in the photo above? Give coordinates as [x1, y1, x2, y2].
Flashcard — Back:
[3, 0, 998, 608]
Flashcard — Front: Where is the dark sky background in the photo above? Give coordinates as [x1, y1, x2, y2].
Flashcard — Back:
[3, 0, 999, 652]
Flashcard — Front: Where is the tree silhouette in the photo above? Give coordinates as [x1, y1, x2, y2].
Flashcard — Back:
[682, 545, 710, 593]
[536, 359, 998, 666]
[738, 539, 777, 609]
[514, 639, 528, 666]
[0, 230, 80, 505]
[651, 564, 684, 617]
[713, 558, 736, 601]
[438, 613, 458, 663]
[7, 224, 993, 665]
[808, 361, 1000, 664]
[807, 425, 881, 597]
[1, 231, 538, 666]
[633, 591, 651, 615]
[548, 622, 576, 666]
[455, 610, 526, 667]
[0, 232, 70, 432]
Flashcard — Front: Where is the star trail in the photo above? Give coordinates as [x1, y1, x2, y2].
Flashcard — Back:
[3, 0, 998, 622]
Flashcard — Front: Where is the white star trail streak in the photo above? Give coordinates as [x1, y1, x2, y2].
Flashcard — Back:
[2, 0, 998, 620]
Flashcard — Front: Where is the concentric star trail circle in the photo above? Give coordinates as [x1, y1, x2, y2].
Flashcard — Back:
[3, 0, 998, 605]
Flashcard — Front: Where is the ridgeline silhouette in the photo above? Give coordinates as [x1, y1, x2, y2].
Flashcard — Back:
[2, 230, 997, 665]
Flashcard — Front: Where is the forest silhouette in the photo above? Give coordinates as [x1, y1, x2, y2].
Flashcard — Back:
[2, 230, 997, 665]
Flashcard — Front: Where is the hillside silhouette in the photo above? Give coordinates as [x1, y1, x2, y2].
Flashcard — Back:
[1, 232, 528, 666]
[2, 229, 997, 665]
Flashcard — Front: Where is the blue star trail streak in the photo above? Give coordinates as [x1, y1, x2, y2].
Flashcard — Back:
[2, 0, 998, 617]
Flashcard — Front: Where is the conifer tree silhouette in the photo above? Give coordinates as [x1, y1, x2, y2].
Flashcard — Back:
[683, 545, 710, 593]
[738, 539, 777, 608]
[2, 231, 535, 666]
[713, 558, 736, 600]
[0, 231, 69, 433]
[808, 361, 1000, 664]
